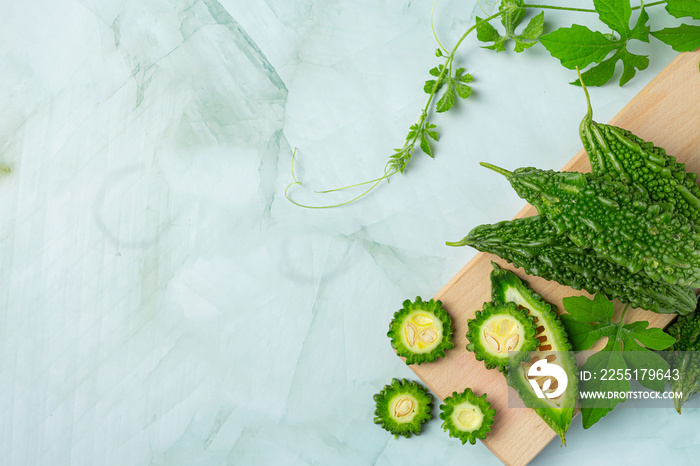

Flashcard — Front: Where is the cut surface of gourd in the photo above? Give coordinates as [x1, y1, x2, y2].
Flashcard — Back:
[466, 301, 539, 371]
[373, 379, 432, 438]
[388, 297, 454, 365]
[439, 388, 496, 445]
[491, 263, 578, 445]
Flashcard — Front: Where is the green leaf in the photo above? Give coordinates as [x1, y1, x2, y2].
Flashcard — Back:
[562, 294, 614, 323]
[455, 83, 472, 99]
[619, 49, 649, 85]
[476, 16, 501, 43]
[572, 55, 618, 86]
[541, 25, 618, 69]
[519, 11, 545, 41]
[541, 3, 650, 86]
[500, 0, 526, 36]
[561, 315, 606, 351]
[665, 0, 700, 19]
[594, 0, 631, 37]
[420, 135, 433, 158]
[580, 349, 629, 429]
[424, 80, 437, 94]
[432, 68, 474, 113]
[476, 2, 542, 53]
[436, 87, 454, 113]
[621, 350, 669, 392]
[621, 321, 676, 350]
[629, 6, 650, 43]
[652, 24, 700, 52]
[455, 68, 473, 83]
[563, 294, 676, 429]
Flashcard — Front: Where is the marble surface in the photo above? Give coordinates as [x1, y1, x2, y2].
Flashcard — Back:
[1, 1, 698, 464]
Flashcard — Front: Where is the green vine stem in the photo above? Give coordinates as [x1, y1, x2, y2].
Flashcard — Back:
[286, 0, 672, 209]
[285, 10, 504, 209]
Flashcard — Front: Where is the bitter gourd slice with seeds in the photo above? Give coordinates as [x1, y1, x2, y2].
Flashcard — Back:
[482, 164, 700, 287]
[388, 297, 454, 365]
[466, 301, 539, 371]
[579, 78, 700, 226]
[439, 388, 496, 445]
[490, 264, 577, 445]
[373, 378, 433, 438]
[448, 215, 696, 315]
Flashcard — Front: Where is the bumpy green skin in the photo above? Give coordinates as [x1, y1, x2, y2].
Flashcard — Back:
[487, 165, 700, 287]
[490, 264, 578, 445]
[388, 297, 454, 365]
[580, 110, 700, 226]
[439, 388, 496, 445]
[449, 215, 696, 315]
[466, 301, 539, 372]
[373, 378, 433, 438]
[666, 299, 700, 413]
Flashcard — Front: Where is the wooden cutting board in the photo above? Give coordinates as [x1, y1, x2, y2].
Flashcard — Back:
[409, 50, 700, 466]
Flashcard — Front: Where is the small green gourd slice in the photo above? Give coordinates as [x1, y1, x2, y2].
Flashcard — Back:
[373, 378, 433, 438]
[388, 297, 454, 365]
[439, 388, 496, 445]
[466, 301, 539, 371]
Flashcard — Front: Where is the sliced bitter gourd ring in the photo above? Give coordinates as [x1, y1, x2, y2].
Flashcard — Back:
[490, 263, 578, 446]
[373, 378, 433, 438]
[466, 301, 539, 371]
[388, 297, 454, 365]
[439, 388, 496, 445]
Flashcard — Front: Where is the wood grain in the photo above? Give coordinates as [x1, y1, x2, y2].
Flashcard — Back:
[409, 50, 700, 466]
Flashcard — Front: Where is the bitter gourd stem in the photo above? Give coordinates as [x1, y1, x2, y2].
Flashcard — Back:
[480, 162, 513, 178]
[577, 67, 593, 126]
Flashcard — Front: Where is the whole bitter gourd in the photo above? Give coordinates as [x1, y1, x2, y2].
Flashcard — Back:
[481, 163, 700, 287]
[578, 78, 700, 226]
[466, 301, 539, 371]
[665, 300, 700, 414]
[439, 387, 496, 445]
[448, 215, 696, 315]
[373, 378, 433, 438]
[388, 297, 454, 365]
[491, 264, 577, 445]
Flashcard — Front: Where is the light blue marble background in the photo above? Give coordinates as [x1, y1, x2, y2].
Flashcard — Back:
[1, 1, 697, 464]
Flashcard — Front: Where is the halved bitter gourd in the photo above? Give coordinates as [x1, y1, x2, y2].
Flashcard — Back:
[466, 301, 539, 371]
[491, 263, 578, 445]
[373, 378, 433, 438]
[388, 297, 454, 365]
[439, 388, 496, 445]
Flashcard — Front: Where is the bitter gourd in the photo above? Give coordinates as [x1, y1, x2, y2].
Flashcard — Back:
[482, 163, 700, 287]
[466, 301, 539, 371]
[388, 297, 454, 365]
[579, 79, 700, 226]
[448, 215, 697, 315]
[665, 299, 700, 413]
[491, 264, 577, 445]
[373, 378, 433, 438]
[439, 387, 496, 445]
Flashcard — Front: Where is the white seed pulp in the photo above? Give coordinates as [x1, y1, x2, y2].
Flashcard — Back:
[450, 401, 484, 432]
[389, 394, 418, 423]
[480, 315, 526, 356]
[401, 311, 443, 354]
